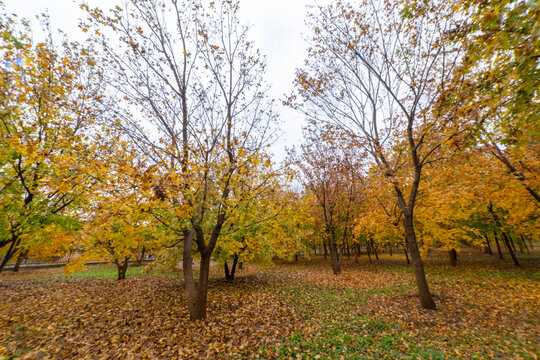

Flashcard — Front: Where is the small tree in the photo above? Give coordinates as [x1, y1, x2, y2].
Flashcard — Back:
[297, 124, 364, 274]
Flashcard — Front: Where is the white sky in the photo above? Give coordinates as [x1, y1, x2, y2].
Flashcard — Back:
[2, 0, 325, 160]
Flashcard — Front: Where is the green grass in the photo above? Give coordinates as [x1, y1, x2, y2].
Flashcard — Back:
[15, 265, 149, 280]
[63, 266, 146, 279]
[263, 285, 448, 360]
[256, 264, 539, 360]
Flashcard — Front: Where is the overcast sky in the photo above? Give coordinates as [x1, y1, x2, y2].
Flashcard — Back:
[2, 0, 327, 160]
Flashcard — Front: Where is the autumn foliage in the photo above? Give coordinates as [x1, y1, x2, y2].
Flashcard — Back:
[0, 0, 538, 358]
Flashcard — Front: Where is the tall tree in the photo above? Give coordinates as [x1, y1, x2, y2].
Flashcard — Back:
[443, 0, 539, 203]
[0, 11, 101, 271]
[84, 0, 278, 319]
[291, 0, 464, 308]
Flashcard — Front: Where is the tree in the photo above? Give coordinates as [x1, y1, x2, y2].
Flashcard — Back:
[213, 154, 295, 281]
[84, 0, 279, 319]
[443, 0, 539, 203]
[297, 124, 364, 274]
[0, 11, 101, 271]
[291, 0, 465, 308]
[65, 135, 169, 280]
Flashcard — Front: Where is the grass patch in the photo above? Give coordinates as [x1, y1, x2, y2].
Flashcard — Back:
[63, 266, 146, 279]
[266, 286, 447, 359]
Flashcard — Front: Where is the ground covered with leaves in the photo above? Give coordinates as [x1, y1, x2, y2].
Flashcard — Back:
[1, 252, 539, 359]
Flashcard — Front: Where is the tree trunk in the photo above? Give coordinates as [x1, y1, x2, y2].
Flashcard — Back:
[115, 258, 129, 280]
[137, 246, 146, 264]
[490, 143, 540, 204]
[371, 238, 379, 260]
[483, 234, 493, 255]
[488, 202, 519, 266]
[185, 244, 212, 320]
[404, 245, 410, 265]
[501, 231, 520, 267]
[231, 255, 239, 278]
[183, 231, 200, 320]
[403, 213, 436, 309]
[193, 253, 212, 319]
[389, 243, 393, 256]
[448, 249, 457, 267]
[0, 234, 20, 273]
[13, 250, 28, 272]
[508, 235, 518, 253]
[328, 229, 341, 275]
[330, 248, 341, 274]
[225, 254, 239, 281]
[494, 233, 504, 260]
[520, 235, 530, 253]
[323, 240, 328, 259]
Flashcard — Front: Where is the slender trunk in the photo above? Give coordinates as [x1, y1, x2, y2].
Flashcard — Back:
[13, 250, 27, 272]
[488, 202, 520, 266]
[516, 238, 524, 253]
[448, 249, 457, 267]
[508, 235, 517, 253]
[366, 243, 372, 263]
[521, 235, 530, 253]
[494, 233, 504, 260]
[137, 246, 146, 264]
[354, 243, 359, 263]
[328, 231, 341, 275]
[404, 245, 410, 265]
[483, 234, 493, 255]
[389, 243, 393, 256]
[403, 213, 436, 309]
[323, 240, 328, 259]
[501, 231, 520, 266]
[231, 255, 238, 279]
[224, 261, 230, 280]
[346, 241, 351, 259]
[225, 253, 238, 281]
[371, 237, 379, 260]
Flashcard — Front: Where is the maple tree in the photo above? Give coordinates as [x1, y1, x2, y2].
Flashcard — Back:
[296, 124, 364, 274]
[83, 0, 279, 319]
[65, 134, 170, 280]
[0, 3, 538, 356]
[441, 0, 539, 203]
[291, 0, 466, 308]
[213, 156, 300, 281]
[0, 11, 102, 272]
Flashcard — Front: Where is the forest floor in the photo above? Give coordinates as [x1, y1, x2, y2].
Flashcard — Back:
[0, 250, 538, 359]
